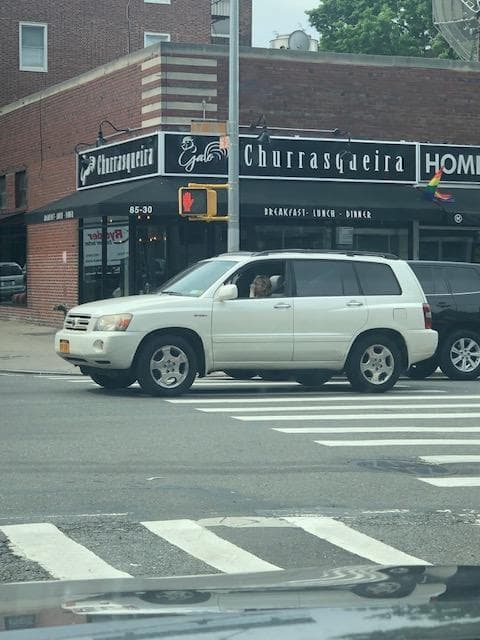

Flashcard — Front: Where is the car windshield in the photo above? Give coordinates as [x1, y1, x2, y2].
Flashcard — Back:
[157, 260, 237, 297]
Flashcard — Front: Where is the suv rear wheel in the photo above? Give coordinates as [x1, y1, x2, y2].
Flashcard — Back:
[405, 356, 438, 380]
[346, 335, 401, 393]
[136, 334, 197, 397]
[439, 330, 480, 380]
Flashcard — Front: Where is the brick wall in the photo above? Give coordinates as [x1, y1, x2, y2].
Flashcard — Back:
[0, 0, 217, 107]
[212, 51, 480, 145]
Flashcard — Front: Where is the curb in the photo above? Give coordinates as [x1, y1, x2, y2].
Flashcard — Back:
[0, 369, 82, 376]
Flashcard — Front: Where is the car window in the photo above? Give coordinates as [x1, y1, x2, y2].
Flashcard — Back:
[410, 265, 449, 295]
[293, 260, 360, 297]
[0, 264, 22, 277]
[157, 260, 237, 297]
[444, 266, 480, 294]
[354, 262, 402, 295]
[228, 260, 287, 299]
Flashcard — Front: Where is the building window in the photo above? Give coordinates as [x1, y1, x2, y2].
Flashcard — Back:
[19, 22, 48, 72]
[144, 31, 171, 47]
[0, 176, 6, 209]
[15, 171, 27, 209]
[211, 17, 230, 38]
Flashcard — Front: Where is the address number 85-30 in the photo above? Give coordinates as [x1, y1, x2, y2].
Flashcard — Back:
[129, 205, 153, 214]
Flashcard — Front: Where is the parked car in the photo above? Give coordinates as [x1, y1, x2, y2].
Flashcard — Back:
[0, 261, 25, 302]
[55, 250, 437, 396]
[408, 260, 480, 380]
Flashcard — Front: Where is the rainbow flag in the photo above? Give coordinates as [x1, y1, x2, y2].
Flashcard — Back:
[423, 167, 455, 204]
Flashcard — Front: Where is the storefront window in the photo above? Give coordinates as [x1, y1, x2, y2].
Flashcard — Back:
[80, 216, 130, 303]
[0, 222, 27, 306]
[338, 227, 408, 258]
[136, 221, 168, 294]
[243, 223, 333, 252]
[419, 227, 480, 262]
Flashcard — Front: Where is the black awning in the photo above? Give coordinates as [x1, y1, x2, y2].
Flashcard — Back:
[238, 180, 480, 224]
[0, 211, 25, 225]
[26, 177, 188, 224]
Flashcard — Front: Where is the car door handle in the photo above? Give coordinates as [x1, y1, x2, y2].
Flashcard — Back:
[274, 303, 292, 309]
[347, 300, 364, 307]
[437, 301, 450, 308]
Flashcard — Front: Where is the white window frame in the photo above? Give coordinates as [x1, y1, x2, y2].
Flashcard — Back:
[144, 31, 171, 47]
[19, 22, 48, 72]
[144, 0, 171, 4]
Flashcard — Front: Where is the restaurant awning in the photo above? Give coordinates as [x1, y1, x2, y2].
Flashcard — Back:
[26, 176, 480, 225]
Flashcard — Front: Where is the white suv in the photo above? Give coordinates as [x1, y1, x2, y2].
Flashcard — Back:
[55, 251, 437, 396]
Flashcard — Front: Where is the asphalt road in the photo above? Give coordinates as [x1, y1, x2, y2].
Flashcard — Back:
[2, 372, 480, 583]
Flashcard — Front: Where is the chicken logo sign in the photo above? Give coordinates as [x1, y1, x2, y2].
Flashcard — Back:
[178, 136, 228, 173]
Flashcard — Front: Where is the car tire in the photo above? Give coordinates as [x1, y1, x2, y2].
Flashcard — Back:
[405, 356, 438, 380]
[346, 335, 402, 393]
[439, 329, 480, 380]
[224, 370, 257, 380]
[89, 370, 137, 389]
[136, 334, 197, 397]
[295, 371, 332, 387]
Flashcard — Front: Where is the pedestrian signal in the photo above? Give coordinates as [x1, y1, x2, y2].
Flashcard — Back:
[178, 187, 217, 218]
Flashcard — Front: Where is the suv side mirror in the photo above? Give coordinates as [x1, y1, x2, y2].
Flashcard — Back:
[216, 284, 238, 301]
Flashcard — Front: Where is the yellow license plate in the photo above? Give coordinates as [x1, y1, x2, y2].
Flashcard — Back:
[60, 339, 70, 354]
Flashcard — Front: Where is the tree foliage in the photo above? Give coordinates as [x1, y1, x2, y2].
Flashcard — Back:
[307, 0, 456, 59]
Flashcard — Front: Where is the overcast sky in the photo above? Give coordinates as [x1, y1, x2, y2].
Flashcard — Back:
[252, 0, 319, 47]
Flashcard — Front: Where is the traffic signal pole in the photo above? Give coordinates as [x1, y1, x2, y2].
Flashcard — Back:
[227, 0, 240, 251]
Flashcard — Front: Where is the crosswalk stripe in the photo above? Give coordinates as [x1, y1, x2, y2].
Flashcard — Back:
[166, 393, 469, 405]
[419, 455, 480, 464]
[234, 412, 480, 422]
[315, 439, 480, 447]
[0, 523, 131, 580]
[275, 426, 480, 433]
[283, 517, 429, 566]
[200, 402, 480, 413]
[141, 519, 282, 574]
[417, 477, 480, 487]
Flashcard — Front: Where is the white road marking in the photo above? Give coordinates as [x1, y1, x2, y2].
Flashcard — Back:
[234, 412, 480, 422]
[275, 426, 480, 433]
[0, 523, 131, 580]
[166, 392, 460, 405]
[315, 439, 480, 447]
[200, 402, 480, 413]
[141, 519, 282, 573]
[283, 516, 429, 565]
[419, 455, 480, 464]
[417, 477, 480, 487]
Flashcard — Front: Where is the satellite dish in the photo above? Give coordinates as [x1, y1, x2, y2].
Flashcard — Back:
[288, 30, 311, 51]
[433, 0, 480, 61]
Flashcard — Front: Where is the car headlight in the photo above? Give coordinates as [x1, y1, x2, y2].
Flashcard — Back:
[94, 314, 132, 332]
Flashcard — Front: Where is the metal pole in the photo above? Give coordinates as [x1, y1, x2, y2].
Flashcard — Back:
[227, 0, 240, 252]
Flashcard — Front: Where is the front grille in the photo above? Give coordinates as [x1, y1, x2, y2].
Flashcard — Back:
[64, 314, 91, 331]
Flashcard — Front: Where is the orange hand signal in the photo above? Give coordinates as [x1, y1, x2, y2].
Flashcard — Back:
[182, 190, 195, 213]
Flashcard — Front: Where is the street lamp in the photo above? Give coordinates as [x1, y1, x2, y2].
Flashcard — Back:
[227, 0, 240, 252]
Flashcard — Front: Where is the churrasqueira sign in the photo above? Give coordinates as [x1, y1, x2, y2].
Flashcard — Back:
[75, 133, 480, 189]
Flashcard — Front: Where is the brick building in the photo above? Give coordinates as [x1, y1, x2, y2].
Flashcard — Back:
[0, 0, 252, 107]
[2, 41, 480, 324]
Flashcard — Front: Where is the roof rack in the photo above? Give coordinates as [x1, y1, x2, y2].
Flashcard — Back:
[252, 249, 399, 260]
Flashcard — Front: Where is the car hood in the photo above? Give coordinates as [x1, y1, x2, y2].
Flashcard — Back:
[2, 565, 480, 638]
[66, 294, 199, 317]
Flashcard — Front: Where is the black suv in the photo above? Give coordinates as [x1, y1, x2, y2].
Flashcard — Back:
[408, 260, 480, 380]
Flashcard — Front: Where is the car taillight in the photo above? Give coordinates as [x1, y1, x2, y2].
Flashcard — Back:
[423, 303, 432, 330]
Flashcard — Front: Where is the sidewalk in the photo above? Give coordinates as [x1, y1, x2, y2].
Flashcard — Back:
[0, 319, 79, 375]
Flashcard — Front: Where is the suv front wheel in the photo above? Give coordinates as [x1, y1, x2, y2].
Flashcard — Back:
[346, 335, 401, 393]
[136, 334, 197, 397]
[439, 330, 480, 380]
